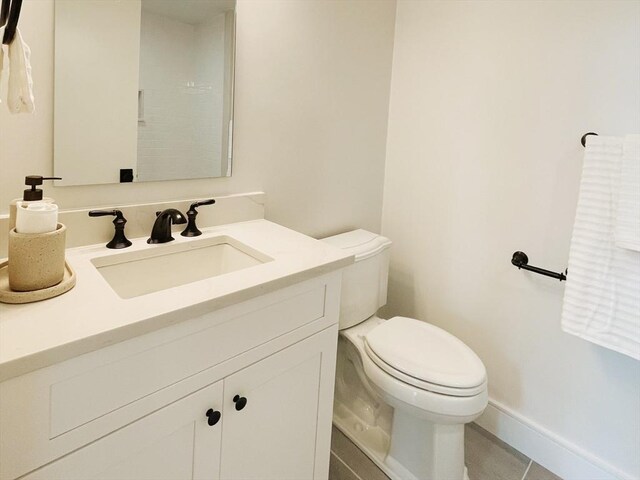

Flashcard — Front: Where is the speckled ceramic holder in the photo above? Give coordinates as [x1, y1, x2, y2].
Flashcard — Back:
[8, 223, 66, 292]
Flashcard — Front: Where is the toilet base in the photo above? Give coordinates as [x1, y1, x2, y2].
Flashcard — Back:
[386, 409, 465, 480]
[333, 401, 469, 480]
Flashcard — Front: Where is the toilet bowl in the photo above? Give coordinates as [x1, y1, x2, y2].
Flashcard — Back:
[322, 230, 488, 480]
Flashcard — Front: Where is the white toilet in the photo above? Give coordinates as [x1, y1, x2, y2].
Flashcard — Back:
[322, 230, 488, 480]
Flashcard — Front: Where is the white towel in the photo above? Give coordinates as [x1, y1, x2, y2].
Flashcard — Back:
[615, 135, 640, 251]
[561, 135, 640, 360]
[6, 27, 34, 113]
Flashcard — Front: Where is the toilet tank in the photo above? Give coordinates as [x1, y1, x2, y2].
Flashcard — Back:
[322, 230, 392, 329]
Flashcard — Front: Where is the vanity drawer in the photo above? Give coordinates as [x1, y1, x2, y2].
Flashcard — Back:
[0, 275, 341, 480]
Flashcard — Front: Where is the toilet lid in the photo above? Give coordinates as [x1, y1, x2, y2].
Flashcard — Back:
[364, 317, 486, 394]
[321, 229, 392, 261]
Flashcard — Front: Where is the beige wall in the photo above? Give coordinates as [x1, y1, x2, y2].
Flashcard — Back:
[382, 1, 640, 478]
[0, 0, 396, 238]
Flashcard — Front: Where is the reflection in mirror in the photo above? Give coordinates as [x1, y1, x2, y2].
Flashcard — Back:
[53, 0, 236, 186]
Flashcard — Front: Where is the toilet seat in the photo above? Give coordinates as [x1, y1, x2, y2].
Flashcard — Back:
[364, 317, 486, 397]
[340, 315, 488, 423]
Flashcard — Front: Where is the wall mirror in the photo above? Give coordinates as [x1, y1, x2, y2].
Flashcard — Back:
[53, 0, 236, 186]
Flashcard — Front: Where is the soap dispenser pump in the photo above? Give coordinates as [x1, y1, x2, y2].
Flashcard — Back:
[9, 176, 61, 230]
[22, 176, 61, 201]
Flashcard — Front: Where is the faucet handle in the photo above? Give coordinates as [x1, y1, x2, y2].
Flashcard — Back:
[192, 199, 216, 209]
[181, 199, 216, 237]
[88, 210, 132, 249]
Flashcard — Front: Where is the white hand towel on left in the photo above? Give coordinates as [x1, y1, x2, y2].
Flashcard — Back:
[7, 27, 35, 113]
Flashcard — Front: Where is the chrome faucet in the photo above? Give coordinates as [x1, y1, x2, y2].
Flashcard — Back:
[147, 209, 187, 244]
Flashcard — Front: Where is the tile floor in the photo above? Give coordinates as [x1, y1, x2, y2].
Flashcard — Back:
[329, 423, 562, 480]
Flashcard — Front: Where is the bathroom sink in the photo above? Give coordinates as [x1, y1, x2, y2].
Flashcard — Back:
[91, 235, 273, 299]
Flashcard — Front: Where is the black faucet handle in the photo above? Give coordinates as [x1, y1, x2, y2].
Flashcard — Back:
[181, 199, 216, 237]
[89, 209, 121, 218]
[88, 210, 132, 249]
[191, 199, 216, 209]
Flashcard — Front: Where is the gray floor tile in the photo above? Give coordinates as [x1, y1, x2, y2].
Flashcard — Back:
[329, 452, 360, 480]
[331, 427, 390, 480]
[331, 423, 546, 480]
[465, 423, 531, 480]
[525, 462, 562, 480]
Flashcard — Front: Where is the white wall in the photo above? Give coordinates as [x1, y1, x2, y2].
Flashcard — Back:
[0, 0, 396, 239]
[382, 1, 640, 478]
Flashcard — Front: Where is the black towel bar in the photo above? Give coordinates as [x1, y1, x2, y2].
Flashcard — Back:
[511, 251, 567, 282]
[581, 132, 598, 147]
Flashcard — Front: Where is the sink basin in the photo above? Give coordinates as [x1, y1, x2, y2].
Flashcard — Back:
[91, 235, 273, 299]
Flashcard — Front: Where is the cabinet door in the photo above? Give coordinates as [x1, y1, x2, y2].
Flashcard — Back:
[23, 381, 223, 480]
[220, 327, 338, 480]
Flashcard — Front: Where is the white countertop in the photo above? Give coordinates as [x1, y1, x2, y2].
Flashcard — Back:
[0, 220, 353, 382]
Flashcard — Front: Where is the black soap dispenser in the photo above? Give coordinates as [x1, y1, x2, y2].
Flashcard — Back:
[9, 176, 61, 230]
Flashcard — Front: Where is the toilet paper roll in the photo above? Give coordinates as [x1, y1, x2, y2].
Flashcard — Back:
[15, 201, 58, 234]
[8, 224, 67, 291]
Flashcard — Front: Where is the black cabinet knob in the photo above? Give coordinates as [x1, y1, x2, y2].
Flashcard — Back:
[205, 408, 221, 426]
[233, 394, 248, 411]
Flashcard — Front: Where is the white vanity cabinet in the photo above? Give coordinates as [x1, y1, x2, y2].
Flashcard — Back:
[0, 272, 342, 480]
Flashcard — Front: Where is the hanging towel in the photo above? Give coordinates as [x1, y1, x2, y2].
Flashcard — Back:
[7, 27, 34, 113]
[561, 135, 640, 361]
[614, 135, 640, 251]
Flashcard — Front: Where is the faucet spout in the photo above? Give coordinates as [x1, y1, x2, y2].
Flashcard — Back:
[148, 208, 187, 244]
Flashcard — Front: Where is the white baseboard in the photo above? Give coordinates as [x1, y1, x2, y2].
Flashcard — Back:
[475, 399, 635, 480]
